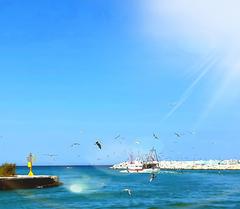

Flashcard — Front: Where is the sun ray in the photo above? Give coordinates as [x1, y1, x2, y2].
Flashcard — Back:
[163, 52, 219, 121]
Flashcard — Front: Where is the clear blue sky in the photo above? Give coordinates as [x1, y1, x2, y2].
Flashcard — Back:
[1, 0, 240, 165]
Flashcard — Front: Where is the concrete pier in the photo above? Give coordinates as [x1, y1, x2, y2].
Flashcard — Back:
[158, 160, 240, 170]
[0, 175, 61, 190]
[112, 159, 240, 170]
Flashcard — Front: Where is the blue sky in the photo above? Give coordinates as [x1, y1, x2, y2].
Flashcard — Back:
[1, 0, 240, 165]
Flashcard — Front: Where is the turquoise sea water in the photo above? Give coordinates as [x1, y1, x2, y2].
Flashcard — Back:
[1, 166, 240, 209]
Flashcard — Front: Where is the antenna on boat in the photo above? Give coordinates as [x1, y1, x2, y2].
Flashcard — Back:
[148, 147, 159, 162]
[129, 153, 134, 164]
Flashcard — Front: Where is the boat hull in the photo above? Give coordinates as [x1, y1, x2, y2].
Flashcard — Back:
[120, 168, 160, 174]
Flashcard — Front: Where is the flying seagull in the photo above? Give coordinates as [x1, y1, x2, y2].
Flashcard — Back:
[43, 154, 58, 158]
[149, 173, 156, 182]
[174, 132, 182, 138]
[71, 142, 80, 147]
[153, 133, 159, 140]
[123, 188, 132, 196]
[189, 131, 196, 135]
[114, 134, 121, 139]
[95, 141, 102, 149]
[169, 102, 177, 107]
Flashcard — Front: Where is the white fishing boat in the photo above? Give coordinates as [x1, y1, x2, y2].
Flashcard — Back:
[119, 148, 160, 174]
[110, 153, 142, 170]
[120, 161, 160, 174]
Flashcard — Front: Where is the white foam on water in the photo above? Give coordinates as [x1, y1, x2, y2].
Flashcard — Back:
[69, 184, 85, 193]
[67, 176, 106, 194]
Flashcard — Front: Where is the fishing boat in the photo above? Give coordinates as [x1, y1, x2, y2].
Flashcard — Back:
[119, 148, 160, 174]
[120, 161, 160, 174]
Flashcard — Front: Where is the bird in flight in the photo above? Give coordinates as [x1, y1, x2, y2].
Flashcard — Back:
[114, 134, 121, 139]
[95, 141, 102, 149]
[43, 154, 58, 158]
[153, 133, 159, 140]
[71, 142, 80, 147]
[123, 188, 132, 196]
[189, 130, 196, 135]
[169, 102, 177, 107]
[149, 173, 156, 182]
[174, 132, 182, 138]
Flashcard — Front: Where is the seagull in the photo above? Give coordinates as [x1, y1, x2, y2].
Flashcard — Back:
[135, 141, 140, 144]
[114, 134, 121, 139]
[169, 102, 177, 107]
[43, 154, 58, 158]
[189, 130, 196, 135]
[174, 132, 182, 138]
[149, 173, 156, 182]
[95, 141, 102, 149]
[71, 142, 80, 147]
[153, 133, 159, 140]
[123, 188, 132, 196]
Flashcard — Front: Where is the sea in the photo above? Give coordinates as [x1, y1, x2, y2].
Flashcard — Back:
[1, 166, 240, 209]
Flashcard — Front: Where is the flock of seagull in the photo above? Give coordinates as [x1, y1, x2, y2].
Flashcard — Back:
[0, 131, 195, 197]
[0, 131, 191, 161]
[82, 132, 187, 197]
[74, 131, 187, 151]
